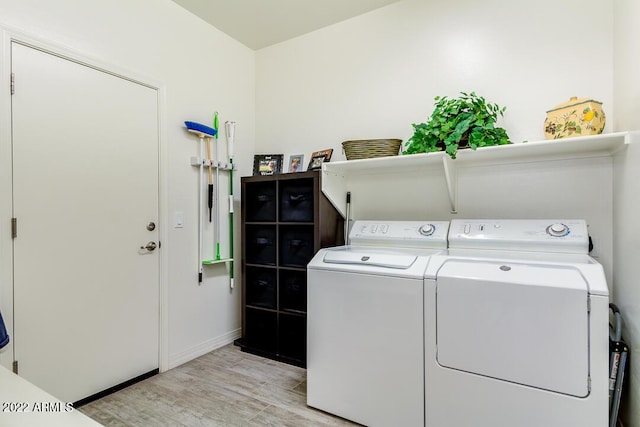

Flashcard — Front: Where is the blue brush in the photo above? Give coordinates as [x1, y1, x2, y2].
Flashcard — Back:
[185, 121, 217, 138]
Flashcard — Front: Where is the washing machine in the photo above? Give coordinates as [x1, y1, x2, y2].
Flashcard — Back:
[424, 219, 609, 427]
[307, 220, 449, 427]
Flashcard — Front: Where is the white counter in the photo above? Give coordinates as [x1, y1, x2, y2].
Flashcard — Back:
[0, 366, 102, 426]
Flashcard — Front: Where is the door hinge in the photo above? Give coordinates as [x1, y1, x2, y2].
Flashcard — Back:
[12, 360, 18, 374]
[587, 296, 591, 313]
[10, 73, 15, 95]
[11, 218, 17, 239]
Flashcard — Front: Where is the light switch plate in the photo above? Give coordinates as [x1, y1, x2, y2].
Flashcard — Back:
[174, 212, 184, 228]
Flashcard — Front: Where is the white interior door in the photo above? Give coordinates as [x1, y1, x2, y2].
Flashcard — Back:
[11, 42, 160, 403]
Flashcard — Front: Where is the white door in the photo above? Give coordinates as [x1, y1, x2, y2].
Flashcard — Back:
[11, 42, 160, 403]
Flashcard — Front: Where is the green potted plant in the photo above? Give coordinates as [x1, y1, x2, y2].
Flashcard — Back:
[403, 92, 511, 159]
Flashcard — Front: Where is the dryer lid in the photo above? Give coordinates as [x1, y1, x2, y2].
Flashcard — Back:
[435, 260, 590, 397]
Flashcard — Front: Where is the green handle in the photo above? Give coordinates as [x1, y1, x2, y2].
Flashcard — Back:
[213, 112, 219, 140]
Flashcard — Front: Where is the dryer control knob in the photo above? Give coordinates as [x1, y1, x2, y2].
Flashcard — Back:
[419, 224, 436, 236]
[547, 223, 569, 237]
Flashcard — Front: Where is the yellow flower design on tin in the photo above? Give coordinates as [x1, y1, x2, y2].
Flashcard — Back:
[582, 108, 595, 122]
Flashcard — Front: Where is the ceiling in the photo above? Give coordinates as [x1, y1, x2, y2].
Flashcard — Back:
[170, 0, 401, 50]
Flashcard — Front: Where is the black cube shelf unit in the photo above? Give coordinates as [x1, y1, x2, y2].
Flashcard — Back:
[235, 170, 344, 367]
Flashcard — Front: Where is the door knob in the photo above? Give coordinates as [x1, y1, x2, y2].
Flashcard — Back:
[141, 241, 157, 251]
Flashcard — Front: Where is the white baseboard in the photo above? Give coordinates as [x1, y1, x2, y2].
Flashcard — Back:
[167, 328, 241, 370]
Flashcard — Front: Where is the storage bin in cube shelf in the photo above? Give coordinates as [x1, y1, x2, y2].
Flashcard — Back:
[245, 181, 276, 222]
[246, 267, 277, 309]
[245, 225, 276, 265]
[279, 270, 307, 313]
[280, 178, 314, 222]
[279, 225, 314, 267]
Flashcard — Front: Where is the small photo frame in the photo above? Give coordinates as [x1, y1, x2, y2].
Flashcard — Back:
[288, 154, 305, 173]
[308, 154, 327, 171]
[253, 154, 283, 176]
[311, 148, 334, 161]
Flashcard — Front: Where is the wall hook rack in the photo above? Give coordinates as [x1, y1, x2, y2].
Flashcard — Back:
[185, 119, 237, 285]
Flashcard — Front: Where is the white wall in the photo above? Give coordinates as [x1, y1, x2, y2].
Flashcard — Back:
[256, 0, 613, 163]
[613, 0, 640, 425]
[0, 0, 255, 370]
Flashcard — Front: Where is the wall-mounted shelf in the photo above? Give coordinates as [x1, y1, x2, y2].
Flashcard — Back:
[322, 131, 637, 215]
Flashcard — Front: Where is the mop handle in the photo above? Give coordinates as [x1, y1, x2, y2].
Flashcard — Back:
[198, 136, 205, 282]
[345, 192, 351, 245]
[226, 121, 236, 288]
[213, 112, 221, 260]
[205, 137, 213, 182]
[227, 122, 235, 213]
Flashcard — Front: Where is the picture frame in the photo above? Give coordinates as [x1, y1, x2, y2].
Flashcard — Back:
[310, 148, 333, 161]
[253, 154, 283, 176]
[288, 154, 305, 173]
[308, 154, 327, 171]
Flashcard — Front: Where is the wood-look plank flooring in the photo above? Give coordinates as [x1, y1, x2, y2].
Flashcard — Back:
[79, 343, 359, 426]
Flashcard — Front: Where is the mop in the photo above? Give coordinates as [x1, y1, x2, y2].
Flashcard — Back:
[185, 121, 217, 283]
[213, 112, 222, 260]
[225, 120, 236, 289]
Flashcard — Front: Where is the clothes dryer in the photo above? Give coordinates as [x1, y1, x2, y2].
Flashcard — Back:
[424, 219, 609, 427]
[307, 220, 449, 427]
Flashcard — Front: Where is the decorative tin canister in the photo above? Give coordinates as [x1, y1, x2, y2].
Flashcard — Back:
[544, 97, 605, 140]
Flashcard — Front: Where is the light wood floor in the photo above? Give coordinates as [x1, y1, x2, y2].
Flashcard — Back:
[79, 343, 359, 426]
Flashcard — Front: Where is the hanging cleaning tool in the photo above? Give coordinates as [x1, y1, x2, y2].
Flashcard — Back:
[185, 121, 217, 283]
[213, 112, 222, 261]
[345, 191, 351, 245]
[226, 120, 236, 289]
[609, 303, 629, 427]
[206, 135, 214, 223]
[185, 121, 217, 138]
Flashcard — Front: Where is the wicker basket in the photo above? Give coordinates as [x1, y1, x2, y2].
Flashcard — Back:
[342, 139, 402, 160]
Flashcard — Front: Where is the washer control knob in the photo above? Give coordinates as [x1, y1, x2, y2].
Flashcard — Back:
[547, 223, 569, 237]
[419, 224, 436, 236]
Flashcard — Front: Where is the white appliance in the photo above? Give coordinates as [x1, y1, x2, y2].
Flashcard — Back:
[424, 219, 609, 427]
[307, 220, 449, 427]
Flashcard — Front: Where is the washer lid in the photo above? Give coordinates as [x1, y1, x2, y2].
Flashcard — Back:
[323, 250, 417, 269]
[309, 246, 437, 279]
[436, 259, 590, 397]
